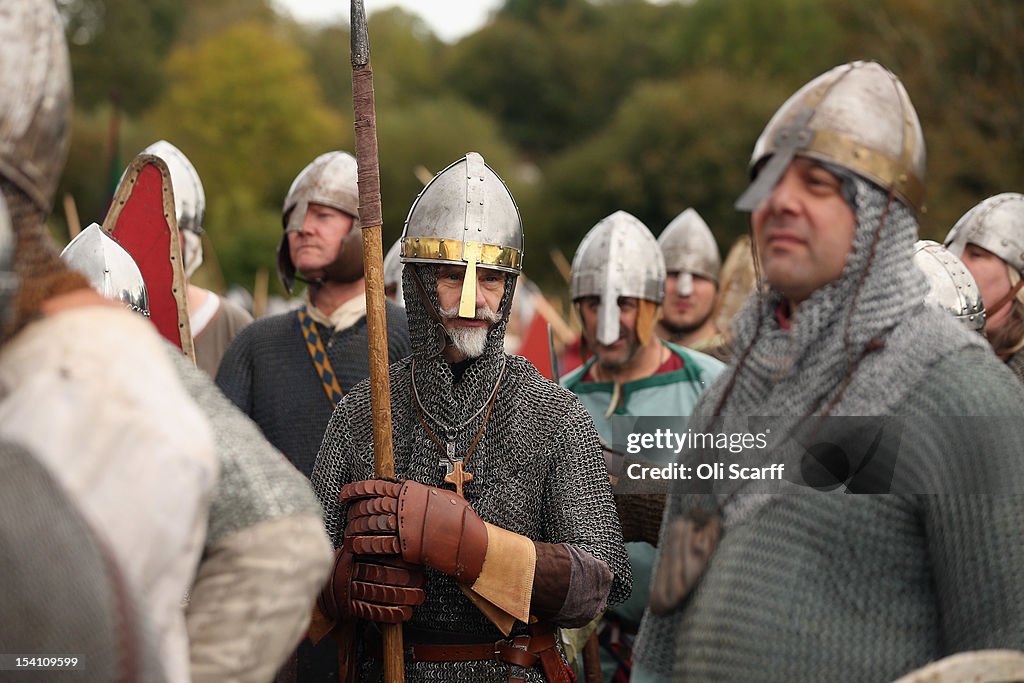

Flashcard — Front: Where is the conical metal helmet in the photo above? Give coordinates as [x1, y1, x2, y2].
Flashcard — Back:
[736, 61, 926, 214]
[658, 208, 721, 296]
[571, 210, 665, 346]
[401, 152, 523, 318]
[282, 151, 360, 232]
[913, 240, 984, 331]
[382, 238, 405, 307]
[278, 151, 361, 292]
[944, 193, 1024, 276]
[0, 0, 73, 212]
[140, 140, 205, 235]
[60, 224, 150, 317]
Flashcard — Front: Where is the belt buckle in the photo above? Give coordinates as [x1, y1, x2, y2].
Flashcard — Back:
[494, 636, 528, 661]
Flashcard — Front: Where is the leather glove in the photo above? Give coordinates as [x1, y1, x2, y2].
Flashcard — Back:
[318, 547, 425, 624]
[341, 479, 488, 584]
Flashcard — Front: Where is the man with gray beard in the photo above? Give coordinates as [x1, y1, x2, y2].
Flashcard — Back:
[311, 152, 629, 682]
[437, 269, 503, 362]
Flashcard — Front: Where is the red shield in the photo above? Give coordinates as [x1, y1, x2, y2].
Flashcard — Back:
[103, 155, 194, 360]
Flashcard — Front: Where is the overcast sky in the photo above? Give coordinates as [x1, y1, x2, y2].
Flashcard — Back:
[272, 0, 503, 42]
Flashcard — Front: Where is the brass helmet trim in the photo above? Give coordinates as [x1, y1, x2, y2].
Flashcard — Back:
[736, 61, 925, 214]
[401, 237, 523, 318]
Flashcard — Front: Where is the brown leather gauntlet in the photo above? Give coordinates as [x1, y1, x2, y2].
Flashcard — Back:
[341, 479, 488, 582]
[318, 547, 425, 625]
[342, 479, 540, 632]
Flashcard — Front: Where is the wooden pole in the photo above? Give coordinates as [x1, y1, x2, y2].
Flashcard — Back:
[549, 247, 572, 284]
[350, 1, 403, 680]
[63, 193, 81, 241]
[252, 268, 268, 320]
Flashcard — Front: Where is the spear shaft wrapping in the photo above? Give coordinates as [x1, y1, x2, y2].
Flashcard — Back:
[350, 1, 404, 680]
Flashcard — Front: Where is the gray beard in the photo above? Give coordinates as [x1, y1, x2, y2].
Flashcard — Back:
[448, 325, 489, 358]
[440, 304, 500, 359]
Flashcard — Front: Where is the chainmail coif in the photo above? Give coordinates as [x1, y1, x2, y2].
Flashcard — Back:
[632, 347, 1024, 682]
[312, 264, 630, 682]
[705, 176, 988, 418]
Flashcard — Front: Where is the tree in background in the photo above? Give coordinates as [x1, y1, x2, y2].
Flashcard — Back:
[145, 21, 348, 293]
[534, 70, 789, 272]
[53, 0, 1024, 303]
[377, 97, 525, 249]
[59, 0, 181, 114]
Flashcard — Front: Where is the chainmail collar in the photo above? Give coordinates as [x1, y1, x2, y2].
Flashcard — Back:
[411, 354, 506, 437]
[672, 177, 991, 529]
[703, 177, 987, 418]
[402, 263, 517, 430]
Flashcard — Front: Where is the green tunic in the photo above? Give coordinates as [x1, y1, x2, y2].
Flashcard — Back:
[562, 341, 725, 679]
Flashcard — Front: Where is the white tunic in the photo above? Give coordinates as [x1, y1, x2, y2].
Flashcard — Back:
[0, 305, 218, 683]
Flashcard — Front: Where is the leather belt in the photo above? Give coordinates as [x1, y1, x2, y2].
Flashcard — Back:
[370, 622, 570, 683]
[411, 630, 555, 668]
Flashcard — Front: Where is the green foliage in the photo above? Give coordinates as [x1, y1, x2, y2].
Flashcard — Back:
[680, 0, 844, 84]
[535, 70, 788, 268]
[299, 25, 354, 114]
[142, 20, 350, 289]
[299, 9, 445, 116]
[444, 18, 563, 153]
[204, 188, 285, 296]
[366, 8, 447, 106]
[53, 0, 1024, 298]
[60, 0, 182, 113]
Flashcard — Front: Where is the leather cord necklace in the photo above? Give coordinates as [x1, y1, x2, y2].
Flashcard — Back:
[412, 357, 506, 498]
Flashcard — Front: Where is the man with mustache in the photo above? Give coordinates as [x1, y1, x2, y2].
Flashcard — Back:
[563, 210, 725, 434]
[560, 210, 724, 681]
[632, 61, 1024, 682]
[311, 152, 630, 682]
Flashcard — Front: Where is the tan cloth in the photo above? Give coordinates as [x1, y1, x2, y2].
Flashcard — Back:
[193, 293, 254, 378]
[464, 522, 537, 635]
[0, 306, 218, 683]
[303, 289, 367, 332]
[186, 514, 332, 683]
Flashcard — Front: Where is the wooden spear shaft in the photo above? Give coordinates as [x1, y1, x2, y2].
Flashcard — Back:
[350, 1, 404, 681]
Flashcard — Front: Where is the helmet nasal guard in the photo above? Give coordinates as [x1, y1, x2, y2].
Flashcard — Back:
[278, 151, 362, 292]
[658, 208, 721, 296]
[571, 211, 665, 347]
